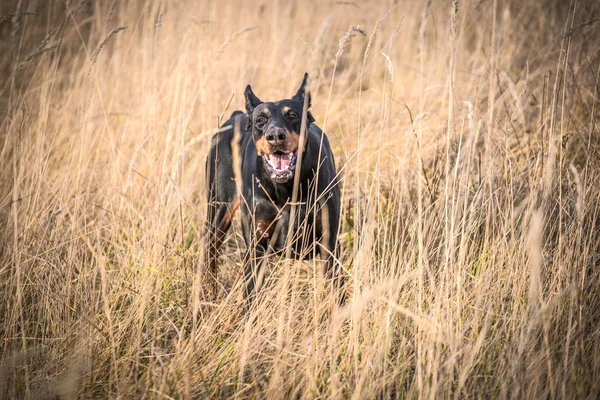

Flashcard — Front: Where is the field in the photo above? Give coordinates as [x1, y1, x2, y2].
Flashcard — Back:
[1, 0, 600, 398]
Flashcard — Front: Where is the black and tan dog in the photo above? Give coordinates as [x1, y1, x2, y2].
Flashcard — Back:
[206, 73, 343, 305]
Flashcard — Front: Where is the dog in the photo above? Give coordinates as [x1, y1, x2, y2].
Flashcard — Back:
[205, 73, 343, 305]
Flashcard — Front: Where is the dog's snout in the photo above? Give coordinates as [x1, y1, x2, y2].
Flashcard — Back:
[265, 129, 287, 145]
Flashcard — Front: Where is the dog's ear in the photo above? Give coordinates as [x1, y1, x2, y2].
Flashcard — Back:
[244, 85, 262, 115]
[291, 73, 312, 110]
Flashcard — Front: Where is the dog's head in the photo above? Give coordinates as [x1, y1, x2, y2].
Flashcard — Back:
[245, 73, 315, 184]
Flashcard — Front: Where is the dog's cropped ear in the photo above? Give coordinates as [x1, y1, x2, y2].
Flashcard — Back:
[291, 73, 312, 110]
[244, 85, 262, 116]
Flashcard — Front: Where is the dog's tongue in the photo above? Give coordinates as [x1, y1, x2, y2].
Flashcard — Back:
[264, 153, 295, 182]
[272, 154, 291, 170]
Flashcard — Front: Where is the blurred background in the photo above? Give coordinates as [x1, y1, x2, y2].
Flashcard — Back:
[1, 0, 599, 398]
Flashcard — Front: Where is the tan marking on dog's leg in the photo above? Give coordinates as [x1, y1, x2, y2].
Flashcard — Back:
[218, 197, 241, 232]
[253, 216, 279, 243]
[255, 218, 284, 293]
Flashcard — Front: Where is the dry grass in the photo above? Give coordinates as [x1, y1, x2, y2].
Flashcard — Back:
[1, 0, 600, 398]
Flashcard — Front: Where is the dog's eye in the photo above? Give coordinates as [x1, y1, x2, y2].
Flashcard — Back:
[255, 116, 267, 128]
[285, 112, 298, 120]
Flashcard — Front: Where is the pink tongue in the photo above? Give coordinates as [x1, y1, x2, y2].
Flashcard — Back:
[272, 154, 290, 169]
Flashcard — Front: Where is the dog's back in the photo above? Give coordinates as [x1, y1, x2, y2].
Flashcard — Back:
[205, 111, 249, 278]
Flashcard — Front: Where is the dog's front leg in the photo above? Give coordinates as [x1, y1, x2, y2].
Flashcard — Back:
[319, 200, 345, 305]
[241, 215, 283, 308]
[322, 243, 345, 305]
[242, 247, 266, 307]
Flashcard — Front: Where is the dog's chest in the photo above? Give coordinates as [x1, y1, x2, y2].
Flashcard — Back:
[279, 201, 324, 257]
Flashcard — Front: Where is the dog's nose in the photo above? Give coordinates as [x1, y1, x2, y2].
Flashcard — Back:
[265, 129, 286, 146]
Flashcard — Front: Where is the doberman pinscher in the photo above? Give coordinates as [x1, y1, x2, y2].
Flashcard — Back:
[206, 73, 343, 305]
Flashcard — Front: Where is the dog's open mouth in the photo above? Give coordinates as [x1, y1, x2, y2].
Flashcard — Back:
[263, 150, 298, 183]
